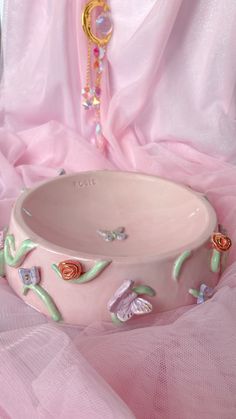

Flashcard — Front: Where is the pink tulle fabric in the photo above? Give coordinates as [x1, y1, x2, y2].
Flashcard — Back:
[1, 1, 236, 417]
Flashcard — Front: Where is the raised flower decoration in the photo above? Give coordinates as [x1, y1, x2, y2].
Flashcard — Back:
[108, 280, 156, 323]
[19, 267, 40, 286]
[189, 283, 214, 304]
[58, 260, 83, 280]
[211, 232, 232, 252]
[18, 266, 61, 322]
[52, 259, 111, 284]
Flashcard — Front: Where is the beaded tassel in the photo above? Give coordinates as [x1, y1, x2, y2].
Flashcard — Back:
[81, 1, 113, 153]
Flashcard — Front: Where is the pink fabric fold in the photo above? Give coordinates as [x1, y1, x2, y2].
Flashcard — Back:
[1, 0, 236, 418]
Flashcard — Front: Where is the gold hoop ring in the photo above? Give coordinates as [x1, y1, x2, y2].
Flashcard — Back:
[82, 0, 112, 46]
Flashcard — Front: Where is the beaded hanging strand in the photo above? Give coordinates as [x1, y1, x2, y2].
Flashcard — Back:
[81, 0, 113, 153]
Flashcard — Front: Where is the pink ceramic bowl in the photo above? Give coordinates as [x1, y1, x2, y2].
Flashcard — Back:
[1, 171, 231, 325]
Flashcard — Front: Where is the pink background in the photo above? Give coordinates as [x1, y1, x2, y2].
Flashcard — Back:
[0, 1, 236, 418]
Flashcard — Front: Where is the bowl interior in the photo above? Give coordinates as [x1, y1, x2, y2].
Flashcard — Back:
[16, 171, 216, 258]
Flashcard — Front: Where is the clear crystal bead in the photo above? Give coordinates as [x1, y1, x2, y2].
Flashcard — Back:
[96, 123, 102, 135]
[96, 12, 113, 37]
[82, 100, 92, 110]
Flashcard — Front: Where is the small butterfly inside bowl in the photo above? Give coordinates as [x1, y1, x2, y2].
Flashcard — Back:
[97, 227, 128, 242]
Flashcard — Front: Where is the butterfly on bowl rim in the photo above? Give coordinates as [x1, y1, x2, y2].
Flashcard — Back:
[97, 226, 128, 242]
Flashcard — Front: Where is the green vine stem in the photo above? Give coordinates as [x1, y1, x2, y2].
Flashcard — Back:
[22, 284, 62, 322]
[172, 250, 192, 281]
[52, 260, 111, 284]
[132, 285, 156, 297]
[111, 313, 123, 325]
[4, 234, 37, 268]
[211, 249, 221, 273]
[0, 249, 5, 277]
[188, 288, 200, 298]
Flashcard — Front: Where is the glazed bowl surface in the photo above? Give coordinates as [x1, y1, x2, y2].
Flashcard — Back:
[4, 171, 221, 325]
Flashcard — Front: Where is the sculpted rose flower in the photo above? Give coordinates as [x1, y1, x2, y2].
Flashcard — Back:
[58, 260, 83, 280]
[212, 233, 232, 252]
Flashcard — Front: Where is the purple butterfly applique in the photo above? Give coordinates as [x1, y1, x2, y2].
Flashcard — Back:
[108, 280, 153, 322]
[189, 283, 214, 304]
[196, 284, 214, 304]
[0, 227, 7, 250]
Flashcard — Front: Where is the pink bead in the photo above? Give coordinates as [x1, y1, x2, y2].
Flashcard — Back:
[90, 136, 107, 154]
[97, 134, 107, 154]
[93, 47, 99, 57]
[81, 87, 90, 98]
[95, 86, 101, 96]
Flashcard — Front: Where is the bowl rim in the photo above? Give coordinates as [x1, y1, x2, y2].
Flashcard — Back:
[11, 170, 217, 264]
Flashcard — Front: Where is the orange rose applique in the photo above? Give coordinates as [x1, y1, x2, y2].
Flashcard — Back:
[58, 260, 83, 280]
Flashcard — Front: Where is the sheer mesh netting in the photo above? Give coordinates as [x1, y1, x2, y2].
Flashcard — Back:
[1, 263, 236, 418]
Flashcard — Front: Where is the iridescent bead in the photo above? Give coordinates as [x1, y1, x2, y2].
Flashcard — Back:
[95, 123, 102, 135]
[82, 87, 93, 101]
[99, 47, 106, 60]
[96, 12, 113, 36]
[92, 97, 100, 108]
[81, 86, 90, 96]
[82, 100, 93, 110]
[98, 63, 103, 74]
